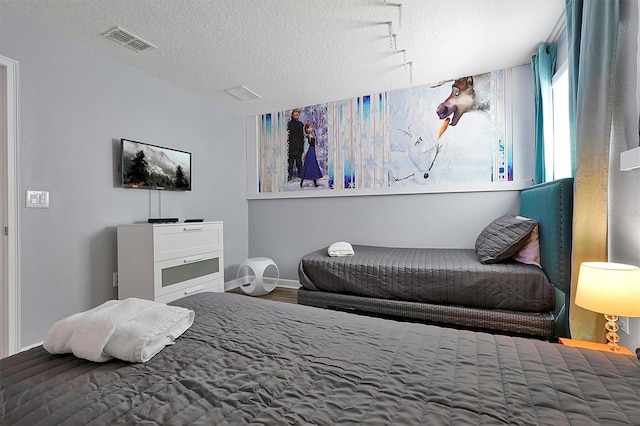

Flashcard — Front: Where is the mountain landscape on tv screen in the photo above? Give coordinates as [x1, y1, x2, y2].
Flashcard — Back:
[122, 141, 191, 190]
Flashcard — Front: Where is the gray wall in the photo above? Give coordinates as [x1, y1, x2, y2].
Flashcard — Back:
[248, 65, 535, 279]
[611, 0, 640, 351]
[0, 10, 248, 346]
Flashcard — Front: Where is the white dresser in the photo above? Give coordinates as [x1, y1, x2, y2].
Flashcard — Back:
[117, 221, 224, 303]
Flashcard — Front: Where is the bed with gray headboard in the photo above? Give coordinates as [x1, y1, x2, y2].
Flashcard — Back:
[298, 178, 574, 339]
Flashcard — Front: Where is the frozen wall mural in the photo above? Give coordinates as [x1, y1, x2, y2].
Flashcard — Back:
[258, 70, 511, 194]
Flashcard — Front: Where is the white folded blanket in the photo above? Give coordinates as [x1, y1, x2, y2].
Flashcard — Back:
[43, 298, 195, 363]
[328, 241, 355, 257]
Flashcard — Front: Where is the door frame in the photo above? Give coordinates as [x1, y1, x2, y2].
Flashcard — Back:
[1, 54, 20, 357]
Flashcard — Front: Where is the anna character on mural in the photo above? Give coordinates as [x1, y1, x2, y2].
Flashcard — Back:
[299, 121, 323, 188]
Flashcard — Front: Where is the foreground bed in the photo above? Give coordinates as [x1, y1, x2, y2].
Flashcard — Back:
[298, 178, 574, 339]
[2, 292, 639, 425]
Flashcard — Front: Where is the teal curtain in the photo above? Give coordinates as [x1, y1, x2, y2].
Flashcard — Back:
[565, 0, 619, 342]
[531, 44, 557, 184]
[566, 0, 619, 175]
[566, 0, 583, 175]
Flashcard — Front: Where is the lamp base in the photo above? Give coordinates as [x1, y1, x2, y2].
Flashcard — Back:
[604, 314, 620, 351]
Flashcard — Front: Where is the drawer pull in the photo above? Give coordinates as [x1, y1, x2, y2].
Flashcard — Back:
[184, 285, 204, 295]
[183, 256, 204, 264]
[183, 227, 205, 232]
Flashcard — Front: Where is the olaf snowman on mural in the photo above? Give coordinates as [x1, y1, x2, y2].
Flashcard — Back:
[396, 123, 445, 184]
[396, 111, 451, 184]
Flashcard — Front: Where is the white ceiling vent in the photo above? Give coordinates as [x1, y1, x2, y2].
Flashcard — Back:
[223, 85, 261, 101]
[103, 26, 157, 53]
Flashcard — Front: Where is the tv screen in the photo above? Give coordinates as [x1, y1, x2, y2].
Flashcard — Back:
[121, 138, 191, 191]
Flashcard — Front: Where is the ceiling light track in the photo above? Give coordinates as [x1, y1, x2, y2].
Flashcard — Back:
[384, 2, 411, 85]
[385, 1, 403, 30]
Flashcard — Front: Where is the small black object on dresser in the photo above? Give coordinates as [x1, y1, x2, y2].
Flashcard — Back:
[147, 218, 179, 224]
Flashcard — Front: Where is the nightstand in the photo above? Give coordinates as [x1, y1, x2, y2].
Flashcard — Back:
[558, 338, 635, 356]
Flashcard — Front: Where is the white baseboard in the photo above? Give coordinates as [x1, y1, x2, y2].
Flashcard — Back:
[224, 278, 300, 292]
[20, 341, 43, 352]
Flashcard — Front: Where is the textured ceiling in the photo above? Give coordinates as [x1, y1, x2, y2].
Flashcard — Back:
[1, 0, 565, 117]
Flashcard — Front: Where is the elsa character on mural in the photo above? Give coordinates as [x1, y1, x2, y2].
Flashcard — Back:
[299, 121, 323, 188]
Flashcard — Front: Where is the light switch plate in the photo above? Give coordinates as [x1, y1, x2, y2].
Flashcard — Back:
[619, 316, 630, 335]
[620, 146, 640, 171]
[26, 190, 49, 208]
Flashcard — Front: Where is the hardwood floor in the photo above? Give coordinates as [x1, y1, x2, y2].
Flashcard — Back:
[227, 286, 298, 304]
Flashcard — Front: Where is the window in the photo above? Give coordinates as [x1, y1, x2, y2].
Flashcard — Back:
[550, 62, 572, 180]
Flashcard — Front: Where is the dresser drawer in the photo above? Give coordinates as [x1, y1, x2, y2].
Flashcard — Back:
[154, 222, 223, 261]
[155, 278, 223, 304]
[153, 250, 223, 298]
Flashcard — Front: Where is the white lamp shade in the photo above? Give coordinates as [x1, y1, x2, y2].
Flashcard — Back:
[575, 262, 640, 317]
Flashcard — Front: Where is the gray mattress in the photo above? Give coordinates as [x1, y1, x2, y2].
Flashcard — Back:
[2, 292, 640, 425]
[299, 245, 555, 313]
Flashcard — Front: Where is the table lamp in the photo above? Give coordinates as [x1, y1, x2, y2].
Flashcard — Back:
[575, 262, 640, 352]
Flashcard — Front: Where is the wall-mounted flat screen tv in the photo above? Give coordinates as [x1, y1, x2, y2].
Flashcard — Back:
[121, 138, 191, 191]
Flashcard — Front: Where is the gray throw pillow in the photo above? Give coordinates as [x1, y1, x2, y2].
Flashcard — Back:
[475, 215, 538, 264]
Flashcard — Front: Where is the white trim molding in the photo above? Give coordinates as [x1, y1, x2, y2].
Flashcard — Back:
[1, 54, 20, 357]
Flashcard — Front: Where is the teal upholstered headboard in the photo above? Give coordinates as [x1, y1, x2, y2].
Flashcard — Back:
[520, 178, 574, 338]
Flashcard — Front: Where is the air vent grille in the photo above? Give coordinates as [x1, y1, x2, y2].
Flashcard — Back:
[223, 85, 262, 101]
[103, 27, 156, 53]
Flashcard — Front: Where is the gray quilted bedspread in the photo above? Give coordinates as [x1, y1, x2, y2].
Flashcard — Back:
[299, 245, 555, 312]
[2, 292, 639, 425]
